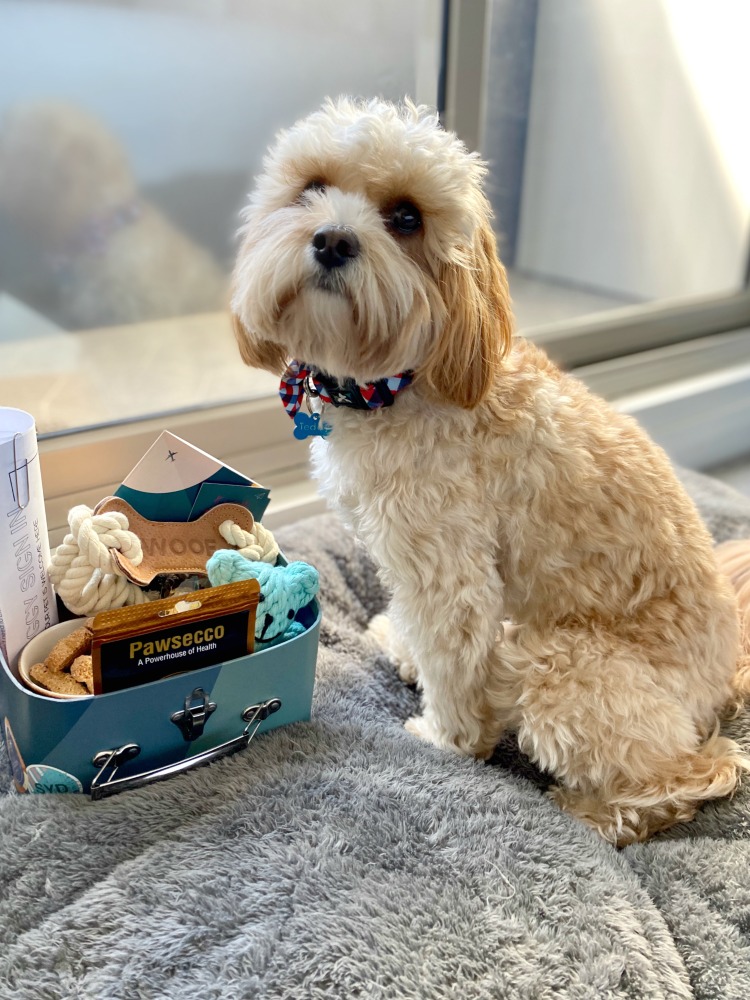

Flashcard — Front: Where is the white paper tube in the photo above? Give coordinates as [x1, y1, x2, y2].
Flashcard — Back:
[0, 408, 58, 669]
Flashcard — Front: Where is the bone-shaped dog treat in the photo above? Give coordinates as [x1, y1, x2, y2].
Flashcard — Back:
[94, 496, 255, 586]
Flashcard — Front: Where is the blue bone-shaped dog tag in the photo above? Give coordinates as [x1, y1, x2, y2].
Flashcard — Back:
[293, 412, 332, 440]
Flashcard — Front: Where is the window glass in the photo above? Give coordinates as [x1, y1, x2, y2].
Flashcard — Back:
[0, 0, 437, 434]
[483, 0, 750, 332]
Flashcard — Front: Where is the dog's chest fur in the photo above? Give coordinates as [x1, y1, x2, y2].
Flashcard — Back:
[307, 388, 527, 593]
[305, 354, 722, 635]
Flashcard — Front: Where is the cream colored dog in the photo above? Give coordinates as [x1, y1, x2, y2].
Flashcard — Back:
[232, 98, 750, 845]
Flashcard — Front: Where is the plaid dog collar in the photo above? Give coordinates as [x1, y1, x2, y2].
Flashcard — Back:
[279, 359, 413, 419]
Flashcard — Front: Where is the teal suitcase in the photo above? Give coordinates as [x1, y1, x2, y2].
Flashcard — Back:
[0, 599, 319, 798]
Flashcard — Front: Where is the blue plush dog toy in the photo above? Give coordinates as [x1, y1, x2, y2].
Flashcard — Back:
[206, 550, 319, 647]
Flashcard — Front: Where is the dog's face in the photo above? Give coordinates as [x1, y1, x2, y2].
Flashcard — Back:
[232, 98, 513, 407]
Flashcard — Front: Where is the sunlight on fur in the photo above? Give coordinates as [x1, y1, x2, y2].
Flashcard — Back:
[232, 97, 750, 847]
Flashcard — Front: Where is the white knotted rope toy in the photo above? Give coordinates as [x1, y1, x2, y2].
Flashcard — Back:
[49, 505, 279, 616]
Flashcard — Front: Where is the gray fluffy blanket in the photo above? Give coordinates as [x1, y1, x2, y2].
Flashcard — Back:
[1, 469, 749, 1000]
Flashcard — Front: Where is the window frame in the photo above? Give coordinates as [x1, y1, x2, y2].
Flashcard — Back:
[36, 0, 750, 530]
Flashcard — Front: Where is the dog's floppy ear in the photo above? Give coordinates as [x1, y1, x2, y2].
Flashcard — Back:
[421, 220, 512, 409]
[231, 312, 288, 375]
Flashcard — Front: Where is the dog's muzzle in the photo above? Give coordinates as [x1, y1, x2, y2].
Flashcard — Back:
[312, 225, 360, 271]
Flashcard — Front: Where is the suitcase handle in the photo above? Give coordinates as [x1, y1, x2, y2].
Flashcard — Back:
[89, 698, 282, 800]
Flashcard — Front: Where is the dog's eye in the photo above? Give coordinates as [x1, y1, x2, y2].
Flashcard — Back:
[389, 201, 422, 235]
[303, 179, 326, 195]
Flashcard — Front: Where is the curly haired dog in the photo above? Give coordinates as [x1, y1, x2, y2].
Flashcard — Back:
[231, 98, 750, 845]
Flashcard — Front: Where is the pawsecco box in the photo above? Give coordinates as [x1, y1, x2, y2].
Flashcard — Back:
[90, 581, 259, 694]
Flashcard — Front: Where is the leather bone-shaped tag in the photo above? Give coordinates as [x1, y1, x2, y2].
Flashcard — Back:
[94, 496, 255, 586]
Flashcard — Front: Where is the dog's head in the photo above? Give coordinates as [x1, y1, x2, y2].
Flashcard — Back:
[232, 98, 513, 407]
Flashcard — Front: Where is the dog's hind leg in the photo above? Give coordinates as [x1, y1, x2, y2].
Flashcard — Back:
[511, 626, 749, 846]
[549, 732, 748, 846]
[714, 538, 750, 714]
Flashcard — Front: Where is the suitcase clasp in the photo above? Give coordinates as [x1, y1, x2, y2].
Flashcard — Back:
[170, 687, 217, 742]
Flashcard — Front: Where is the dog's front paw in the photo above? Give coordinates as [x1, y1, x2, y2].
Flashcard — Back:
[366, 613, 419, 685]
[404, 715, 476, 757]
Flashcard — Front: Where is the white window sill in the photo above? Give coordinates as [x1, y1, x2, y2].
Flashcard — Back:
[6, 297, 747, 539]
[0, 299, 276, 435]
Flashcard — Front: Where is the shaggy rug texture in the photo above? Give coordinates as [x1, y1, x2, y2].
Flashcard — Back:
[0, 468, 749, 1000]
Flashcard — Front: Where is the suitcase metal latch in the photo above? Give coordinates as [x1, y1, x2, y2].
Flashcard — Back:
[170, 687, 217, 742]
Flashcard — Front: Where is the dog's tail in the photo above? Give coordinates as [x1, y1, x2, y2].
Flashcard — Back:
[715, 538, 750, 707]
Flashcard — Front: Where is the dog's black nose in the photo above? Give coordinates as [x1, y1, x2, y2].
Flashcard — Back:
[312, 225, 360, 270]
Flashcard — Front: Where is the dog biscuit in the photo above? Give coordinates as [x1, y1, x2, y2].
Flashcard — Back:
[70, 653, 94, 694]
[44, 626, 92, 672]
[30, 662, 88, 696]
[70, 655, 94, 694]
